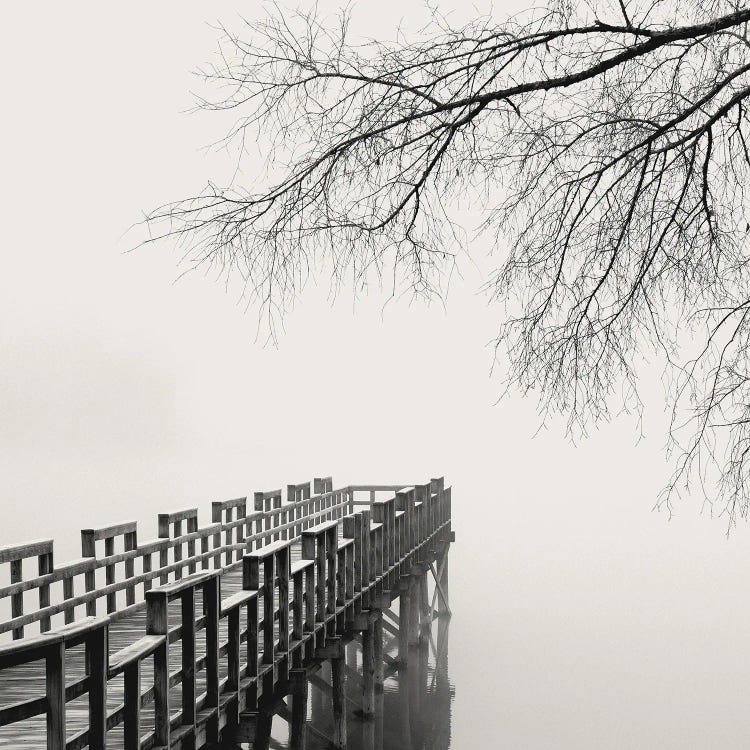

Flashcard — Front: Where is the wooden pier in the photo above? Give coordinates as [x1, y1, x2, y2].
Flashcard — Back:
[0, 477, 453, 749]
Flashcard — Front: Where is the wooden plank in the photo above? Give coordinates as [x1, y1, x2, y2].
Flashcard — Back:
[0, 539, 53, 563]
[220, 590, 257, 617]
[108, 634, 166, 676]
[81, 521, 137, 542]
[158, 507, 198, 524]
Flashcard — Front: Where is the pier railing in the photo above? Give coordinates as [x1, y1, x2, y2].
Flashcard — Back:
[0, 477, 452, 750]
[0, 479, 394, 639]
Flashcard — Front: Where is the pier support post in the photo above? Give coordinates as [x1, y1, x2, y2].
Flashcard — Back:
[398, 579, 411, 665]
[408, 577, 420, 648]
[331, 647, 347, 749]
[418, 571, 430, 644]
[437, 544, 450, 616]
[373, 612, 384, 690]
[252, 700, 274, 750]
[361, 620, 376, 718]
[289, 669, 308, 750]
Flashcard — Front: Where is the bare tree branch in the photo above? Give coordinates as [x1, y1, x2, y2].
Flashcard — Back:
[144, 0, 750, 526]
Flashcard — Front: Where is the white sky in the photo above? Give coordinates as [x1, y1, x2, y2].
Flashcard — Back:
[3, 3, 750, 747]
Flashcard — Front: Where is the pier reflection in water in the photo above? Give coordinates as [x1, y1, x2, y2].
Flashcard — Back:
[263, 616, 453, 750]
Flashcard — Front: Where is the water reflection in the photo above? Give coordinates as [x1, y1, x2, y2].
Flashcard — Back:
[265, 615, 453, 749]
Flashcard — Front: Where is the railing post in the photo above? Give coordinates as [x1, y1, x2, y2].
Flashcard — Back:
[123, 659, 141, 750]
[361, 510, 371, 609]
[105, 535, 116, 612]
[157, 518, 170, 584]
[62, 568, 76, 625]
[273, 494, 282, 542]
[302, 529, 325, 646]
[9, 556, 23, 640]
[46, 640, 66, 750]
[277, 544, 290, 683]
[342, 514, 362, 608]
[236, 500, 247, 559]
[146, 589, 170, 748]
[124, 529, 138, 606]
[173, 520, 184, 580]
[81, 529, 97, 617]
[301, 538, 316, 658]
[227, 601, 241, 729]
[326, 526, 338, 638]
[87, 622, 108, 750]
[38, 549, 53, 632]
[212, 508, 222, 568]
[253, 493, 266, 548]
[186, 514, 198, 573]
[204, 574, 221, 743]
[291, 565, 304, 669]
[181, 586, 197, 737]
[242, 562, 260, 711]
[142, 551, 153, 596]
[244, 550, 275, 665]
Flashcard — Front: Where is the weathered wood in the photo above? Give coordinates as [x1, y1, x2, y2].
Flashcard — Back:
[10, 558, 23, 640]
[105, 536, 116, 613]
[109, 634, 165, 676]
[398, 578, 411, 665]
[37, 551, 53, 633]
[226, 605, 241, 731]
[288, 669, 308, 750]
[0, 538, 54, 564]
[181, 586, 197, 734]
[146, 590, 170, 747]
[86, 622, 107, 750]
[123, 659, 141, 750]
[81, 530, 97, 617]
[0, 476, 452, 750]
[373, 614, 384, 689]
[408, 576, 420, 647]
[331, 645, 347, 750]
[204, 573, 221, 742]
[82, 522, 138, 542]
[46, 640, 66, 750]
[124, 531, 137, 606]
[362, 620, 375, 717]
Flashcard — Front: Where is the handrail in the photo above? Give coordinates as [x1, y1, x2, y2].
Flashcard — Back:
[0, 476, 407, 639]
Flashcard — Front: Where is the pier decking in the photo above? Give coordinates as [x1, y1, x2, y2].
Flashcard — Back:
[0, 477, 453, 749]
